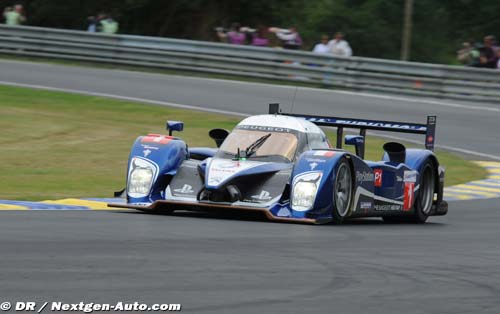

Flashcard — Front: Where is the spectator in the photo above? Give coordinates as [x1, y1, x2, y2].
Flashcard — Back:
[269, 26, 302, 50]
[312, 35, 330, 54]
[2, 6, 12, 24]
[489, 35, 499, 55]
[250, 26, 270, 47]
[474, 36, 497, 68]
[100, 14, 119, 34]
[87, 16, 97, 32]
[457, 41, 479, 65]
[3, 4, 25, 26]
[497, 50, 500, 69]
[329, 32, 352, 57]
[217, 23, 246, 45]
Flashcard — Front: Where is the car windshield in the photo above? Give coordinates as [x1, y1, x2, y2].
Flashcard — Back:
[216, 129, 298, 162]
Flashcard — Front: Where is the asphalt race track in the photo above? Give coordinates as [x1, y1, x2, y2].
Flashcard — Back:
[1, 60, 500, 313]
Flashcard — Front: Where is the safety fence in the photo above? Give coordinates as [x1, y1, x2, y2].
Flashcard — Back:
[1, 25, 499, 103]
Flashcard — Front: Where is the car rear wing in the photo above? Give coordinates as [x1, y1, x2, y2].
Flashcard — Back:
[268, 103, 436, 155]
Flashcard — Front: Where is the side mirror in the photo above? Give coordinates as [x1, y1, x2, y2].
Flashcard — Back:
[209, 128, 229, 148]
[345, 135, 365, 159]
[166, 121, 184, 136]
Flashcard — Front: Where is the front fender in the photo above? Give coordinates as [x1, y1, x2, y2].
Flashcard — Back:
[127, 134, 187, 204]
[290, 150, 346, 218]
[291, 150, 375, 220]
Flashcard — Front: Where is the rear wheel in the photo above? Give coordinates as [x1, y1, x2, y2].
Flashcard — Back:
[410, 162, 435, 223]
[332, 159, 353, 224]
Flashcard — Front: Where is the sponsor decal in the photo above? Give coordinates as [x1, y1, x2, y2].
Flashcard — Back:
[309, 162, 319, 170]
[238, 125, 292, 133]
[374, 169, 383, 187]
[174, 184, 194, 195]
[374, 204, 402, 211]
[143, 149, 152, 157]
[404, 170, 418, 183]
[360, 202, 372, 209]
[356, 171, 374, 183]
[305, 158, 327, 163]
[208, 167, 238, 185]
[305, 118, 427, 132]
[141, 134, 173, 145]
[277, 207, 291, 217]
[211, 167, 238, 174]
[313, 151, 335, 157]
[130, 202, 152, 207]
[218, 161, 240, 169]
[252, 190, 272, 201]
[396, 176, 403, 182]
[207, 159, 261, 186]
[403, 182, 415, 210]
[141, 145, 160, 150]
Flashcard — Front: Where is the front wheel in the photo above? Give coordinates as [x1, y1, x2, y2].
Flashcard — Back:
[332, 159, 353, 224]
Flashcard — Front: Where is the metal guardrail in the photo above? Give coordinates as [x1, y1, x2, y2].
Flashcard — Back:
[1, 24, 499, 103]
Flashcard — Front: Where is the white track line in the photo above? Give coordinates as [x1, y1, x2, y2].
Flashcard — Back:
[1, 80, 499, 161]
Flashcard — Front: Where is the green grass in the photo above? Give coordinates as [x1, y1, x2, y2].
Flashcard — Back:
[0, 85, 486, 201]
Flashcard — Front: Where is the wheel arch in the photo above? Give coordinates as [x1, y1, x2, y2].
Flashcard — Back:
[405, 149, 440, 195]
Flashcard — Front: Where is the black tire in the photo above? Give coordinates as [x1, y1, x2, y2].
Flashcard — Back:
[409, 161, 435, 223]
[332, 159, 354, 224]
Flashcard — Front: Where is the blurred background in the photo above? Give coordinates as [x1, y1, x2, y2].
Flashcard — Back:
[1, 0, 500, 64]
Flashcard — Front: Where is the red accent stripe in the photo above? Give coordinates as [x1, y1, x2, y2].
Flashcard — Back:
[403, 182, 415, 211]
[141, 134, 173, 145]
[374, 169, 382, 187]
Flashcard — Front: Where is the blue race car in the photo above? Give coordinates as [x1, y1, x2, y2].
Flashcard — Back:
[109, 104, 448, 224]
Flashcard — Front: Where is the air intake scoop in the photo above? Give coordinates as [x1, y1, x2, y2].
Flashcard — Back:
[383, 142, 406, 164]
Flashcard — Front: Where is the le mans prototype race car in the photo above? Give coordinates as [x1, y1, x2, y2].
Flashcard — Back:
[109, 104, 448, 224]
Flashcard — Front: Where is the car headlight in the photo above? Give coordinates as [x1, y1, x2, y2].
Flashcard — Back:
[127, 157, 158, 198]
[291, 172, 322, 211]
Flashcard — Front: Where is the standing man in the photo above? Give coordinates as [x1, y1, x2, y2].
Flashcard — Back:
[87, 16, 97, 32]
[328, 32, 352, 57]
[250, 26, 270, 47]
[269, 26, 302, 50]
[3, 4, 25, 26]
[100, 15, 119, 34]
[475, 36, 498, 69]
[312, 35, 331, 54]
[216, 23, 247, 45]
